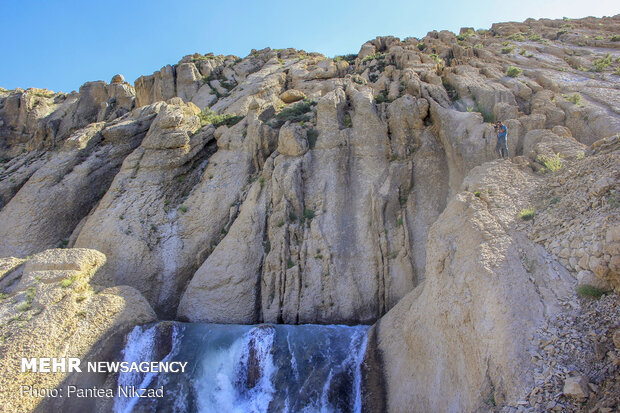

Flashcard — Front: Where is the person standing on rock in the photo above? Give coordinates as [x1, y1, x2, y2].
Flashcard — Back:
[495, 121, 509, 159]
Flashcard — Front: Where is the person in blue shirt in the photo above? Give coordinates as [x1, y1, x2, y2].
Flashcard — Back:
[495, 121, 508, 159]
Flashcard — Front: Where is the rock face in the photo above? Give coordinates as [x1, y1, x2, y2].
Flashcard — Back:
[375, 136, 619, 411]
[0, 14, 619, 412]
[0, 248, 155, 413]
[377, 160, 575, 412]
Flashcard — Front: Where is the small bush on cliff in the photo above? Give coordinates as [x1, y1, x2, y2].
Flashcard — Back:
[507, 33, 525, 41]
[275, 100, 316, 125]
[307, 128, 319, 149]
[375, 90, 392, 104]
[303, 209, 315, 221]
[519, 208, 536, 220]
[593, 53, 612, 72]
[567, 93, 582, 105]
[506, 66, 522, 77]
[334, 54, 357, 63]
[198, 110, 243, 128]
[537, 153, 563, 172]
[576, 284, 607, 298]
[363, 53, 386, 62]
[60, 275, 77, 288]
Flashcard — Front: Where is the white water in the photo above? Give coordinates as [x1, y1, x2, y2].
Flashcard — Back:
[114, 323, 369, 413]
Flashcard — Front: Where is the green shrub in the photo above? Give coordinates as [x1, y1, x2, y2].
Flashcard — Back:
[528, 34, 542, 41]
[417, 42, 426, 51]
[307, 128, 319, 149]
[287, 259, 295, 269]
[501, 45, 516, 54]
[576, 284, 606, 298]
[178, 205, 188, 213]
[288, 211, 298, 221]
[507, 33, 525, 41]
[344, 114, 352, 128]
[375, 90, 392, 104]
[537, 153, 563, 172]
[16, 302, 31, 312]
[363, 52, 386, 62]
[220, 80, 236, 91]
[593, 53, 612, 72]
[474, 191, 481, 197]
[198, 110, 244, 128]
[192, 55, 217, 62]
[611, 35, 620, 42]
[334, 54, 357, 63]
[31, 90, 55, 98]
[519, 208, 536, 220]
[519, 48, 527, 55]
[61, 276, 77, 288]
[303, 208, 315, 221]
[399, 193, 408, 206]
[274, 100, 316, 125]
[567, 93, 582, 105]
[506, 66, 522, 77]
[456, 29, 475, 41]
[26, 287, 36, 301]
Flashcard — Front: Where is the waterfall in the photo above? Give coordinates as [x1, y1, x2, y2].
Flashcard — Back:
[114, 323, 369, 413]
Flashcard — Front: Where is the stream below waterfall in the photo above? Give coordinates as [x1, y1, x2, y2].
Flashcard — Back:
[113, 322, 369, 413]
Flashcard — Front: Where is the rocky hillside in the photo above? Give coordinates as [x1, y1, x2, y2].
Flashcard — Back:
[0, 14, 619, 412]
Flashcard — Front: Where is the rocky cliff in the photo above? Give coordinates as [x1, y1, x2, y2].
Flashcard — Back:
[0, 14, 619, 412]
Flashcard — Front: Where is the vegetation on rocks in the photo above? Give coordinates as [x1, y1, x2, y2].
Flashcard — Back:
[519, 207, 536, 220]
[198, 109, 244, 127]
[576, 284, 607, 298]
[506, 65, 522, 77]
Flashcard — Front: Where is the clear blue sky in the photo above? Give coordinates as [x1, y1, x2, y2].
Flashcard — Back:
[1, 0, 617, 93]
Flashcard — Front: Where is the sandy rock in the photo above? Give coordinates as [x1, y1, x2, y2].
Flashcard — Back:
[277, 122, 308, 156]
[111, 74, 125, 84]
[280, 89, 306, 103]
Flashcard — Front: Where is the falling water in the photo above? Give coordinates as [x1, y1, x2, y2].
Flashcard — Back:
[114, 323, 369, 413]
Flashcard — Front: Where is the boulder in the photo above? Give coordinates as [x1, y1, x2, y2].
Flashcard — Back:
[280, 89, 306, 103]
[0, 248, 155, 413]
[110, 74, 125, 84]
[277, 122, 308, 156]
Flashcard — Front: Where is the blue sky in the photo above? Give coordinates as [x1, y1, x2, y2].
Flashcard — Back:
[1, 0, 617, 93]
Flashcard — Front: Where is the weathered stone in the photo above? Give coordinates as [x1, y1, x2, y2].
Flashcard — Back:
[563, 375, 589, 399]
[279, 89, 306, 103]
[111, 74, 125, 84]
